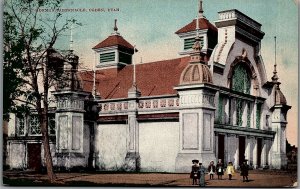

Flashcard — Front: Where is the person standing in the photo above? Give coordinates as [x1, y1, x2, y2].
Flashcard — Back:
[240, 160, 249, 182]
[226, 162, 235, 180]
[216, 159, 224, 180]
[198, 163, 206, 187]
[207, 161, 216, 180]
[190, 160, 199, 185]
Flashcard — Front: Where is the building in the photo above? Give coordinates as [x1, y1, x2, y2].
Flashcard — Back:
[6, 1, 291, 172]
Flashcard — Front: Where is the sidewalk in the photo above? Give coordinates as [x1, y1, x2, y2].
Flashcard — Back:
[3, 170, 297, 187]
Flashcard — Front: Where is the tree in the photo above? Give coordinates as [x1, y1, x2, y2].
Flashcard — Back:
[3, 10, 27, 120]
[4, 0, 79, 182]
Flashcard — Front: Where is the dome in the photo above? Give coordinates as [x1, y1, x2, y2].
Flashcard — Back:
[180, 63, 213, 85]
[275, 88, 287, 105]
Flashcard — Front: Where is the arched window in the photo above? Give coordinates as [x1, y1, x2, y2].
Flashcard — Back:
[231, 63, 251, 95]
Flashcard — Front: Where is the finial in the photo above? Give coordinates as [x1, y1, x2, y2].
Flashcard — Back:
[272, 36, 279, 82]
[198, 0, 204, 18]
[114, 19, 118, 32]
[133, 45, 137, 87]
[112, 19, 120, 35]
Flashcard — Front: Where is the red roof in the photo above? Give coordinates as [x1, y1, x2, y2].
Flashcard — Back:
[93, 35, 134, 50]
[175, 18, 218, 34]
[80, 56, 190, 99]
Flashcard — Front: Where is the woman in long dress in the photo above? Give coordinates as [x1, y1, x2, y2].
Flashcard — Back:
[198, 163, 206, 186]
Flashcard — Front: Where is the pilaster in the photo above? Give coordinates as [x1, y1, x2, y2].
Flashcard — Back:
[270, 106, 289, 169]
[175, 84, 217, 172]
[125, 85, 141, 171]
[53, 90, 90, 170]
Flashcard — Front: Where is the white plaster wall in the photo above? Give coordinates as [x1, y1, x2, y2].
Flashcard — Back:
[83, 123, 91, 154]
[9, 142, 26, 169]
[8, 113, 16, 137]
[41, 143, 56, 166]
[94, 124, 128, 170]
[139, 122, 179, 172]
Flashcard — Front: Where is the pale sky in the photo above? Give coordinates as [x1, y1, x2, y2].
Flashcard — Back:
[52, 0, 298, 146]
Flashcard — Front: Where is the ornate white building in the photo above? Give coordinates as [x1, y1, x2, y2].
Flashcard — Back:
[6, 1, 291, 172]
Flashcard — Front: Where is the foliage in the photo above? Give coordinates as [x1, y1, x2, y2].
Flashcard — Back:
[4, 0, 81, 182]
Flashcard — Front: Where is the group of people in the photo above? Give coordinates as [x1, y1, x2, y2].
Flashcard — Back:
[190, 159, 249, 186]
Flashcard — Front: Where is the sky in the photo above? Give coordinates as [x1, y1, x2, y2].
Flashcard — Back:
[50, 0, 298, 146]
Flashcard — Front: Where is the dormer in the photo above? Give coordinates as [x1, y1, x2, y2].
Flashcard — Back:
[92, 19, 135, 69]
[175, 0, 217, 57]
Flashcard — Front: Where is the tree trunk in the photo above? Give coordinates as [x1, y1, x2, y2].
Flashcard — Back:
[41, 112, 56, 182]
[40, 50, 56, 182]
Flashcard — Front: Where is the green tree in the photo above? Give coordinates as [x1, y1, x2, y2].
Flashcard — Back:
[3, 10, 27, 120]
[4, 0, 79, 182]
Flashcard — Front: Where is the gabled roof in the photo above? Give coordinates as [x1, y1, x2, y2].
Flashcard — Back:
[92, 35, 134, 50]
[175, 18, 218, 34]
[80, 56, 190, 99]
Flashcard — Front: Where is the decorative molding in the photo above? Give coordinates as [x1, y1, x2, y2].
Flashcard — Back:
[203, 113, 212, 151]
[57, 98, 84, 110]
[182, 113, 199, 150]
[218, 9, 261, 30]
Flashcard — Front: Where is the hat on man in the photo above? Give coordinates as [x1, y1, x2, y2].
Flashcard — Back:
[192, 159, 199, 163]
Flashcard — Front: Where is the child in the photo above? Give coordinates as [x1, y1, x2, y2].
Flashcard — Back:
[240, 160, 249, 182]
[207, 161, 216, 180]
[190, 160, 199, 185]
[216, 159, 224, 180]
[226, 162, 235, 180]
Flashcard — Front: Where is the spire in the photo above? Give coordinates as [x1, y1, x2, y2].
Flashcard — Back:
[193, 0, 202, 52]
[272, 36, 279, 83]
[112, 19, 120, 35]
[189, 0, 203, 63]
[132, 45, 139, 88]
[93, 52, 97, 99]
[128, 45, 141, 97]
[198, 0, 204, 18]
[69, 22, 74, 52]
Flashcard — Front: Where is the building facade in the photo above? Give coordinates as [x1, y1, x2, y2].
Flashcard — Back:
[6, 3, 291, 172]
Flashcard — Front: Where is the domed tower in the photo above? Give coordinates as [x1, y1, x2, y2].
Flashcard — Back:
[174, 6, 217, 172]
[269, 44, 291, 169]
[53, 49, 92, 170]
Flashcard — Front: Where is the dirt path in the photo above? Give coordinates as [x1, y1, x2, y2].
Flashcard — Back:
[3, 170, 297, 187]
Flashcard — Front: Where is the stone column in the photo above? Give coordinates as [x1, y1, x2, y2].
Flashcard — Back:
[248, 136, 255, 168]
[53, 91, 90, 170]
[242, 101, 247, 127]
[215, 133, 219, 158]
[226, 134, 237, 166]
[271, 105, 290, 169]
[125, 85, 141, 171]
[253, 137, 258, 169]
[231, 98, 237, 125]
[175, 85, 217, 172]
[234, 135, 239, 168]
[253, 101, 257, 129]
[224, 134, 228, 164]
[245, 136, 251, 163]
[224, 97, 230, 124]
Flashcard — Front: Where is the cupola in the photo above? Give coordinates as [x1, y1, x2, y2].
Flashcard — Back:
[179, 19, 213, 85]
[175, 0, 217, 57]
[92, 19, 135, 69]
